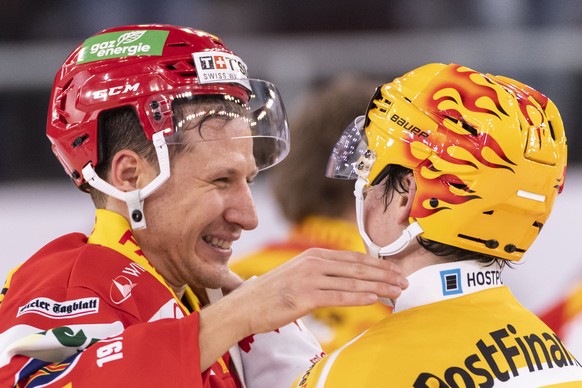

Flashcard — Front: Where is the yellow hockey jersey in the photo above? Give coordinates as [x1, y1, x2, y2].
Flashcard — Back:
[294, 261, 582, 387]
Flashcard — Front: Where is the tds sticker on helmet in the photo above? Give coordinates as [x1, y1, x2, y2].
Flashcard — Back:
[77, 30, 169, 64]
[193, 51, 251, 90]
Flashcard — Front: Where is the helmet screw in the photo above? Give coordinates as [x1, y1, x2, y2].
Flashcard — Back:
[153, 112, 162, 121]
[504, 244, 517, 253]
[429, 198, 439, 208]
[485, 240, 499, 249]
[150, 100, 160, 109]
[131, 210, 143, 223]
[71, 134, 89, 148]
[357, 161, 365, 170]
[71, 170, 80, 180]
[364, 149, 372, 158]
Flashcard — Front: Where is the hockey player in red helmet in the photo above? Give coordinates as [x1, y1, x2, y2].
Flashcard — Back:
[46, 24, 289, 229]
[0, 25, 407, 387]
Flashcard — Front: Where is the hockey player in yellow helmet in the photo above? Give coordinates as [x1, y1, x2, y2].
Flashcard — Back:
[295, 63, 580, 387]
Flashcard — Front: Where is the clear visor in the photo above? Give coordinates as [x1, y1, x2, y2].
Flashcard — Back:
[325, 115, 372, 180]
[145, 79, 289, 171]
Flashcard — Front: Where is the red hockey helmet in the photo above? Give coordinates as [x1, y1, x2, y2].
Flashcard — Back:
[47, 24, 289, 190]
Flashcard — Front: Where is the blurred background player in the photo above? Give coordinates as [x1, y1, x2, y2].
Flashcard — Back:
[231, 74, 393, 353]
[539, 277, 582, 358]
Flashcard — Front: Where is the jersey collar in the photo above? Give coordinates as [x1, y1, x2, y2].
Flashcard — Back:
[394, 260, 504, 313]
[88, 209, 200, 312]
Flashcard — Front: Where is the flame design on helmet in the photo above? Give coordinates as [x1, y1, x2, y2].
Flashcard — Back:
[430, 65, 508, 118]
[412, 65, 518, 218]
[364, 63, 567, 260]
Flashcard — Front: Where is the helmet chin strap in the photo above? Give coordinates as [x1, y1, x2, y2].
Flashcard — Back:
[354, 177, 423, 307]
[81, 131, 171, 230]
[354, 177, 423, 258]
[375, 222, 424, 257]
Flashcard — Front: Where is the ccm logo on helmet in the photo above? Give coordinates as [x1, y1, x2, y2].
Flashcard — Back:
[92, 83, 140, 101]
[390, 113, 429, 138]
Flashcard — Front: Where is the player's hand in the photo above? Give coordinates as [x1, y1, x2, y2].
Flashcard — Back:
[227, 248, 408, 336]
[198, 248, 407, 370]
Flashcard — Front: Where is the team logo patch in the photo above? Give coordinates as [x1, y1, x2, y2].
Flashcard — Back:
[110, 275, 137, 305]
[440, 268, 463, 296]
[17, 297, 99, 319]
[192, 51, 251, 90]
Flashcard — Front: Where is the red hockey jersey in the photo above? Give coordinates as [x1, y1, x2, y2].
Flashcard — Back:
[0, 209, 321, 387]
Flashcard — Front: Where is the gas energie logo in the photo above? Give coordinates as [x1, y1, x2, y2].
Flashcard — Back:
[77, 30, 169, 64]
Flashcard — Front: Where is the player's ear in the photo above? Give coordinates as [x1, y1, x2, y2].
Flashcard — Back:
[109, 150, 155, 191]
[396, 174, 416, 224]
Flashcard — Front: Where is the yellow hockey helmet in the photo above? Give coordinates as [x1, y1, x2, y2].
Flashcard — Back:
[327, 63, 567, 261]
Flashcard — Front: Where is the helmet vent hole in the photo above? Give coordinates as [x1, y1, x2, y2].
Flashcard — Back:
[483, 210, 494, 215]
[458, 233, 497, 248]
[165, 60, 197, 76]
[61, 79, 73, 96]
[461, 121, 478, 136]
[446, 116, 478, 136]
[533, 221, 544, 230]
[548, 121, 556, 140]
[167, 42, 189, 47]
[449, 182, 472, 193]
[55, 80, 73, 124]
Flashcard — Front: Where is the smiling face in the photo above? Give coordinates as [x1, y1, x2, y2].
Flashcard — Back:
[134, 103, 259, 291]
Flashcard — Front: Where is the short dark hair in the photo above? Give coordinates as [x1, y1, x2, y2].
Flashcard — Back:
[89, 107, 157, 207]
[375, 164, 508, 268]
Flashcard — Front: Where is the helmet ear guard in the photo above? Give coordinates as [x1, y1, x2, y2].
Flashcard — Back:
[328, 63, 567, 261]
